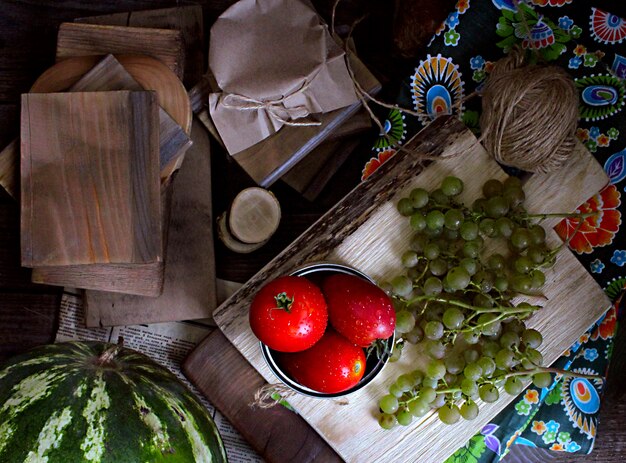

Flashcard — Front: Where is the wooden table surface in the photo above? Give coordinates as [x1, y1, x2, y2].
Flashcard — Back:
[0, 1, 624, 462]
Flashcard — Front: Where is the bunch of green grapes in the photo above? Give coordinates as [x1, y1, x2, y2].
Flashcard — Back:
[377, 175, 558, 428]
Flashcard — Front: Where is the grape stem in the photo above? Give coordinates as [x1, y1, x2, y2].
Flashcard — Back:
[409, 295, 538, 317]
[499, 367, 604, 382]
[523, 211, 598, 221]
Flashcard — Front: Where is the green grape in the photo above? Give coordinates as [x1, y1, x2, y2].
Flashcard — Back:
[409, 212, 427, 231]
[408, 398, 429, 417]
[487, 253, 506, 271]
[485, 196, 509, 219]
[514, 256, 533, 274]
[427, 360, 447, 379]
[444, 373, 458, 386]
[511, 274, 533, 292]
[389, 383, 404, 397]
[401, 250, 419, 268]
[425, 339, 446, 359]
[423, 277, 443, 296]
[397, 198, 414, 216]
[481, 340, 501, 359]
[479, 384, 500, 403]
[421, 376, 438, 389]
[460, 378, 478, 397]
[494, 276, 509, 292]
[472, 292, 494, 308]
[530, 269, 546, 289]
[426, 210, 445, 229]
[444, 209, 464, 230]
[521, 329, 543, 349]
[444, 355, 466, 375]
[410, 234, 429, 253]
[396, 409, 413, 426]
[463, 363, 483, 381]
[504, 376, 524, 395]
[442, 307, 465, 329]
[438, 404, 461, 425]
[378, 413, 397, 429]
[425, 321, 444, 340]
[525, 348, 544, 366]
[473, 271, 494, 293]
[482, 179, 503, 198]
[494, 217, 514, 238]
[510, 228, 531, 250]
[503, 186, 525, 207]
[425, 303, 445, 322]
[503, 318, 526, 334]
[424, 226, 443, 238]
[431, 393, 446, 408]
[495, 349, 515, 369]
[431, 188, 450, 205]
[529, 224, 546, 245]
[477, 357, 496, 377]
[460, 401, 479, 420]
[477, 314, 501, 336]
[459, 257, 479, 276]
[527, 246, 546, 264]
[472, 198, 487, 213]
[379, 394, 399, 414]
[394, 374, 414, 391]
[441, 176, 464, 196]
[460, 221, 479, 241]
[424, 242, 441, 260]
[404, 325, 424, 344]
[389, 344, 403, 363]
[462, 330, 481, 344]
[479, 218, 497, 237]
[463, 348, 480, 364]
[429, 258, 448, 276]
[396, 310, 416, 334]
[532, 372, 552, 388]
[462, 241, 481, 259]
[410, 188, 430, 209]
[410, 370, 424, 386]
[419, 386, 437, 403]
[446, 267, 471, 290]
[391, 275, 413, 297]
[500, 331, 521, 349]
[503, 176, 523, 190]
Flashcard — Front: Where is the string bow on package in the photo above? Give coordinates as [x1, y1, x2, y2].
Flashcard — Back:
[208, 0, 359, 155]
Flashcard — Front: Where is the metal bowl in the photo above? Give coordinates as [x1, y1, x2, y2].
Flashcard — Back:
[260, 262, 395, 398]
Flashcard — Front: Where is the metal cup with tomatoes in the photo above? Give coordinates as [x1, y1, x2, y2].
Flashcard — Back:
[250, 263, 396, 398]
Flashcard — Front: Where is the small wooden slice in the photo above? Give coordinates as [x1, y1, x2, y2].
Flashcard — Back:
[228, 187, 281, 244]
[217, 213, 268, 254]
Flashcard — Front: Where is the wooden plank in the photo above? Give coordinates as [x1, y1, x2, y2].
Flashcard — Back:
[75, 5, 204, 87]
[203, 117, 610, 463]
[0, 54, 191, 200]
[56, 22, 185, 80]
[183, 330, 342, 463]
[83, 120, 217, 326]
[21, 91, 161, 267]
[231, 53, 380, 187]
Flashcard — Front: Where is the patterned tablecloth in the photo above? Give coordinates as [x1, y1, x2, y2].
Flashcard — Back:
[363, 1, 625, 460]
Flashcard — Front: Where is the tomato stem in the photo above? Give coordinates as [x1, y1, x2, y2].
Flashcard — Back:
[274, 292, 294, 313]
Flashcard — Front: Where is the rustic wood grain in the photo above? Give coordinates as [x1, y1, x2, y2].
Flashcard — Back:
[83, 120, 216, 326]
[204, 117, 609, 463]
[183, 329, 342, 463]
[56, 22, 185, 80]
[231, 52, 381, 187]
[21, 91, 162, 267]
[0, 54, 191, 199]
[75, 5, 204, 87]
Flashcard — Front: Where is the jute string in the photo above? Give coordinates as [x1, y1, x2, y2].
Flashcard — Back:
[332, 0, 580, 173]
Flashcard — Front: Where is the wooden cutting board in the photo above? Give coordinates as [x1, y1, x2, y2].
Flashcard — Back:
[21, 91, 161, 267]
[186, 116, 611, 463]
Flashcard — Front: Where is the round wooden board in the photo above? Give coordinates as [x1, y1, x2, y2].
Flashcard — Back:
[30, 54, 191, 134]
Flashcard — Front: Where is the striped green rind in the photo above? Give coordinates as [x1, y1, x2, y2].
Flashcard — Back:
[0, 341, 227, 463]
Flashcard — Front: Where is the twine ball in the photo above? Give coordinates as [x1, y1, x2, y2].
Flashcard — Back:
[479, 50, 579, 174]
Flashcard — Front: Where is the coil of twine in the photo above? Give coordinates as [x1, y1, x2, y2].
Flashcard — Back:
[479, 47, 579, 174]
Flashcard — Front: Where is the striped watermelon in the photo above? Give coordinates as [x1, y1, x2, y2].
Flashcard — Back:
[0, 341, 227, 462]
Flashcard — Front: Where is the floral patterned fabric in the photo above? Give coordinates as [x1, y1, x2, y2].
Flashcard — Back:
[364, 0, 625, 460]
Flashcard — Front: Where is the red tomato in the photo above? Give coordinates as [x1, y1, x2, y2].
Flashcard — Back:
[249, 276, 328, 352]
[279, 330, 366, 393]
[322, 274, 395, 347]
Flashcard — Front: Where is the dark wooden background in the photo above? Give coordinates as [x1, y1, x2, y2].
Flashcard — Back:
[0, 1, 623, 462]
